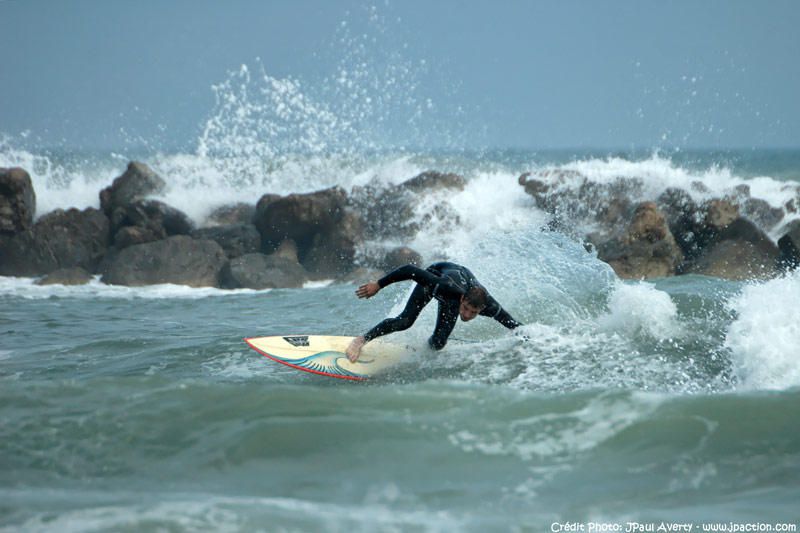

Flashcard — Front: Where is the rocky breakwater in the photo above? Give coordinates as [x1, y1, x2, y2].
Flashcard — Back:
[0, 167, 109, 278]
[0, 162, 440, 289]
[519, 170, 800, 280]
[7, 159, 796, 287]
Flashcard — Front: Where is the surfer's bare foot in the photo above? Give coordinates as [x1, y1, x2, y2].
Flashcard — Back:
[346, 336, 366, 363]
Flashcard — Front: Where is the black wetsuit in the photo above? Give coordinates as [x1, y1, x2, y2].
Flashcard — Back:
[363, 262, 522, 350]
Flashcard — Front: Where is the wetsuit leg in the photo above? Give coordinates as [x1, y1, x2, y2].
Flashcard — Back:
[363, 284, 432, 342]
[428, 301, 459, 350]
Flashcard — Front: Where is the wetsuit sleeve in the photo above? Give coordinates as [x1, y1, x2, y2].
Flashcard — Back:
[480, 296, 522, 329]
[377, 265, 464, 298]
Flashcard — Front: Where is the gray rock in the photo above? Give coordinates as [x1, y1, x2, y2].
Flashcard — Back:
[114, 199, 194, 235]
[191, 223, 260, 259]
[302, 211, 363, 277]
[113, 225, 162, 250]
[110, 199, 194, 245]
[36, 267, 93, 286]
[254, 194, 282, 220]
[597, 202, 684, 279]
[519, 171, 643, 237]
[399, 171, 466, 193]
[349, 172, 465, 244]
[777, 220, 800, 270]
[0, 167, 36, 235]
[683, 240, 779, 280]
[381, 246, 422, 271]
[100, 235, 227, 287]
[682, 199, 740, 261]
[702, 199, 739, 231]
[682, 218, 780, 280]
[219, 252, 307, 289]
[0, 207, 110, 276]
[205, 203, 256, 226]
[741, 198, 784, 230]
[349, 183, 418, 240]
[254, 187, 347, 250]
[656, 187, 705, 260]
[99, 162, 166, 216]
[253, 187, 363, 277]
[273, 239, 299, 262]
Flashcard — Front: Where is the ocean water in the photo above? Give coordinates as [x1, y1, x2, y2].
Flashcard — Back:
[2, 40, 800, 531]
[2, 142, 800, 532]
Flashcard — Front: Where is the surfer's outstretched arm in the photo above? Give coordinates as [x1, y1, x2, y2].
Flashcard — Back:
[354, 265, 461, 300]
[480, 296, 523, 329]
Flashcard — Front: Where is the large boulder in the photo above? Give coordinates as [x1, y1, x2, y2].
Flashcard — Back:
[725, 184, 785, 229]
[350, 171, 465, 242]
[683, 241, 777, 280]
[657, 193, 743, 261]
[703, 199, 739, 231]
[349, 183, 417, 240]
[682, 218, 780, 280]
[777, 220, 800, 270]
[191, 223, 260, 259]
[253, 187, 363, 277]
[0, 167, 36, 235]
[656, 187, 703, 259]
[254, 187, 347, 250]
[0, 207, 110, 276]
[399, 171, 465, 193]
[597, 202, 684, 279]
[100, 235, 227, 287]
[99, 162, 166, 216]
[110, 199, 194, 248]
[741, 198, 784, 231]
[380, 246, 422, 271]
[219, 252, 307, 289]
[204, 203, 256, 226]
[113, 225, 163, 249]
[519, 171, 642, 238]
[302, 211, 363, 277]
[35, 267, 93, 286]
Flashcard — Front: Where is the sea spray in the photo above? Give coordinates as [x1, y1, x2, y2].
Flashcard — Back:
[598, 281, 682, 340]
[725, 270, 800, 390]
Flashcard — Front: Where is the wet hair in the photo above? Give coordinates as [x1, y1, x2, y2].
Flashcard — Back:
[464, 286, 488, 309]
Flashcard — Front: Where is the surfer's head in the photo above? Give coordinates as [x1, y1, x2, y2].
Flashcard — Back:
[459, 287, 487, 321]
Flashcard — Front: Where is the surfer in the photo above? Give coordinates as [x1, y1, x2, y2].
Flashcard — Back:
[346, 262, 522, 362]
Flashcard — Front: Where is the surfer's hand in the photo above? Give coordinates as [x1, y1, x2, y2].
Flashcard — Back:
[355, 282, 380, 299]
[346, 336, 366, 363]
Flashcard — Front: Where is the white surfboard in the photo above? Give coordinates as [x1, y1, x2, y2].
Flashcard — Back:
[244, 335, 411, 381]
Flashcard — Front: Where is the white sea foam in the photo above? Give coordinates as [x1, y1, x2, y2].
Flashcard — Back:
[0, 137, 120, 216]
[564, 154, 799, 208]
[724, 271, 800, 390]
[565, 154, 734, 200]
[447, 391, 663, 461]
[200, 349, 277, 380]
[598, 280, 682, 340]
[0, 276, 270, 300]
[2, 492, 464, 533]
[530, 154, 800, 239]
[408, 170, 544, 261]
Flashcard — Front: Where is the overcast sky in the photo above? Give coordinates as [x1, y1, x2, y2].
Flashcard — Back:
[2, 0, 799, 150]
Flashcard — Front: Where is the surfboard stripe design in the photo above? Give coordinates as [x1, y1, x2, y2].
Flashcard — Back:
[245, 339, 367, 381]
[244, 335, 409, 381]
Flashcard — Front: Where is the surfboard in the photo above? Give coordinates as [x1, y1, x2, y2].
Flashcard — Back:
[244, 335, 410, 381]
